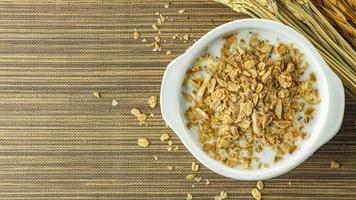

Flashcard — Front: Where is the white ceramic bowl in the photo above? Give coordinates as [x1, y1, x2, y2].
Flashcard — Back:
[160, 19, 344, 180]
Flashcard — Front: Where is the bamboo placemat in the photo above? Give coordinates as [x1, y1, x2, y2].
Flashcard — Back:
[0, 0, 355, 199]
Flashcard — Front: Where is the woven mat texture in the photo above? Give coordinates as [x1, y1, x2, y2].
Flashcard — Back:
[0, 0, 355, 199]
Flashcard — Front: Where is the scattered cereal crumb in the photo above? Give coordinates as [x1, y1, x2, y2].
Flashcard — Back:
[148, 96, 158, 108]
[150, 113, 154, 117]
[288, 181, 292, 186]
[173, 145, 179, 151]
[154, 156, 158, 160]
[93, 91, 100, 98]
[152, 24, 158, 31]
[137, 138, 149, 148]
[159, 14, 165, 22]
[206, 179, 210, 185]
[167, 146, 173, 151]
[220, 191, 228, 199]
[145, 43, 154, 47]
[186, 174, 195, 180]
[141, 38, 147, 42]
[191, 184, 195, 188]
[131, 108, 141, 116]
[164, 4, 170, 9]
[194, 177, 201, 183]
[160, 133, 170, 142]
[112, 99, 118, 107]
[168, 140, 173, 146]
[251, 188, 262, 200]
[257, 180, 264, 190]
[167, 166, 174, 170]
[131, 108, 147, 126]
[187, 193, 192, 200]
[163, 39, 167, 43]
[330, 160, 340, 169]
[178, 9, 186, 14]
[183, 34, 189, 40]
[153, 42, 161, 52]
[173, 34, 178, 40]
[133, 29, 140, 40]
[154, 36, 160, 42]
[166, 50, 172, 55]
[157, 18, 162, 25]
[191, 162, 199, 172]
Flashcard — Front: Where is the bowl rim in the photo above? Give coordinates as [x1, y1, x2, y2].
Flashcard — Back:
[160, 18, 345, 180]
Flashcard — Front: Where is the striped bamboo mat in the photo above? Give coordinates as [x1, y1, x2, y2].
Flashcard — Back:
[0, 0, 354, 199]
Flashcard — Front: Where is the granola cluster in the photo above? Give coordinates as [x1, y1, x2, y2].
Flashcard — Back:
[183, 33, 320, 169]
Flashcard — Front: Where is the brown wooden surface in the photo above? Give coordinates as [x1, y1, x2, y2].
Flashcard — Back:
[0, 0, 355, 199]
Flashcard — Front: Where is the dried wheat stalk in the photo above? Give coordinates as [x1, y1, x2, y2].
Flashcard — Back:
[314, 0, 356, 48]
[214, 0, 356, 96]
